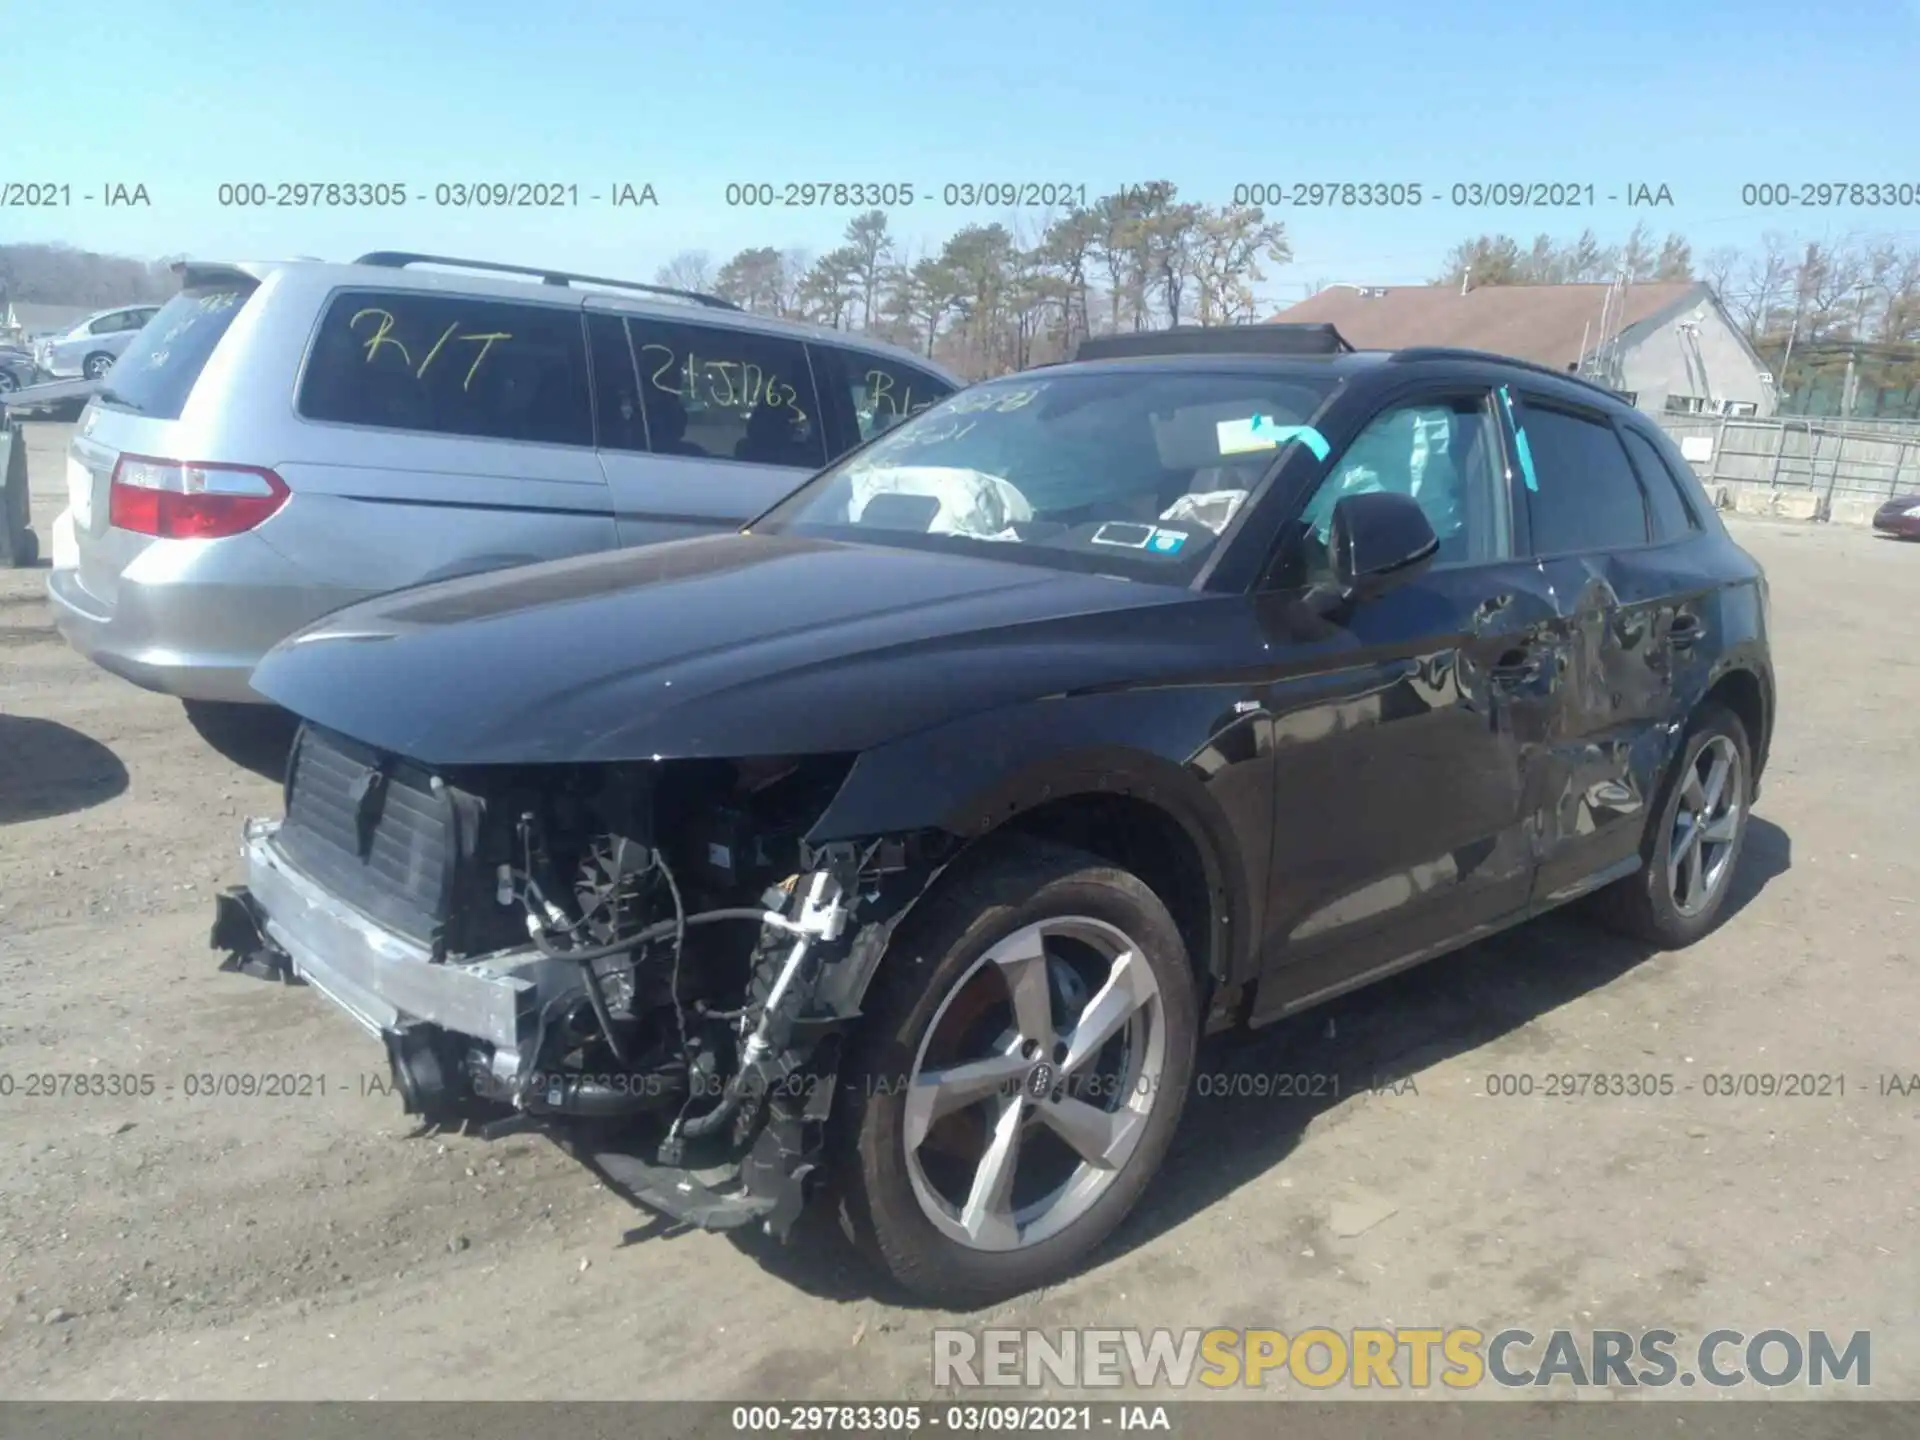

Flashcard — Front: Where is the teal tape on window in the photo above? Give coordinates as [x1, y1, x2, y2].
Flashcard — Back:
[1498, 386, 1538, 492]
[1245, 415, 1330, 460]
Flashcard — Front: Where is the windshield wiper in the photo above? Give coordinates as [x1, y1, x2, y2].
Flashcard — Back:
[96, 388, 144, 413]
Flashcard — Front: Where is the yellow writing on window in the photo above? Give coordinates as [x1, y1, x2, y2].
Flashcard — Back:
[638, 342, 809, 424]
[347, 309, 513, 391]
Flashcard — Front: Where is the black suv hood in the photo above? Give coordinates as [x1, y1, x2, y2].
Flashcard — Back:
[252, 532, 1197, 765]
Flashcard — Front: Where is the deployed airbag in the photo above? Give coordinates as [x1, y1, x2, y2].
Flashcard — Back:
[1159, 488, 1249, 536]
[849, 466, 1034, 542]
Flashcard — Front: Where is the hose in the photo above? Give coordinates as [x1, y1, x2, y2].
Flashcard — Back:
[674, 1081, 748, 1139]
[531, 902, 768, 1077]
[526, 1071, 681, 1118]
[529, 907, 773, 966]
[579, 960, 631, 1067]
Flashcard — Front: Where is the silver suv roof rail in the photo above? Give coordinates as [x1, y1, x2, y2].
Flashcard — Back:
[351, 252, 743, 311]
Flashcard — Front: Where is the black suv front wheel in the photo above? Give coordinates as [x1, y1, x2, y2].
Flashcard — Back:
[836, 837, 1199, 1306]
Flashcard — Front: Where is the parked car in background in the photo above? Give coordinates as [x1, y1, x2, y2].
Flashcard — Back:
[214, 327, 1773, 1305]
[35, 304, 163, 380]
[45, 252, 962, 746]
[0, 344, 37, 392]
[1872, 493, 1920, 538]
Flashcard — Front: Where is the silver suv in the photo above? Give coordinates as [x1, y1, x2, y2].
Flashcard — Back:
[47, 252, 962, 711]
[36, 304, 164, 379]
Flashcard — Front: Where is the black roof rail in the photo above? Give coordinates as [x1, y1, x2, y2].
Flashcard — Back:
[351, 252, 742, 311]
[1073, 323, 1354, 362]
[1387, 345, 1631, 401]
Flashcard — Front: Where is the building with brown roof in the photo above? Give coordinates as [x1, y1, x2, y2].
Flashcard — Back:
[1272, 280, 1776, 419]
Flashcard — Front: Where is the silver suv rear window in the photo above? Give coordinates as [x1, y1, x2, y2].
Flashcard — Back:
[96, 282, 257, 420]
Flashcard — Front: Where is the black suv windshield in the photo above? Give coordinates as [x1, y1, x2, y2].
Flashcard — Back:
[754, 366, 1342, 578]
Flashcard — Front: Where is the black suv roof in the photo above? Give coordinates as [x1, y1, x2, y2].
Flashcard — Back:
[1050, 323, 1635, 408]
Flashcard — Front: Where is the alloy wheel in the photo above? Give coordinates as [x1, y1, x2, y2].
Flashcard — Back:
[903, 915, 1167, 1253]
[1668, 734, 1744, 917]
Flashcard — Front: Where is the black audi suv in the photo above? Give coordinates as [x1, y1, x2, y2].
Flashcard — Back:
[212, 323, 1774, 1305]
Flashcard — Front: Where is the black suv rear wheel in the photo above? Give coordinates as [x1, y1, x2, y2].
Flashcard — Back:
[1593, 702, 1752, 947]
[835, 837, 1199, 1306]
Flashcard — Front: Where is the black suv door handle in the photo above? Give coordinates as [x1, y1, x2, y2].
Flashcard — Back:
[1490, 647, 1542, 686]
[1669, 614, 1705, 650]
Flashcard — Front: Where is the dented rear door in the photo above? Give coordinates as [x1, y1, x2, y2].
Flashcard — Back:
[1507, 393, 1678, 906]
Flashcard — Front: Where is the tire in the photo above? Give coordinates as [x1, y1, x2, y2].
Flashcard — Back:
[0, 369, 18, 393]
[834, 836, 1200, 1307]
[83, 353, 115, 380]
[1591, 701, 1753, 947]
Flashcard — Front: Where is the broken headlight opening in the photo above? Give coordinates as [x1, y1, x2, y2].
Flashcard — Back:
[213, 726, 943, 1237]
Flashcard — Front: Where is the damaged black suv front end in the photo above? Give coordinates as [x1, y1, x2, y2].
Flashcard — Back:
[214, 720, 947, 1236]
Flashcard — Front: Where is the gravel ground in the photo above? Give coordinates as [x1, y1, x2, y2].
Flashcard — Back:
[1, 420, 1916, 1401]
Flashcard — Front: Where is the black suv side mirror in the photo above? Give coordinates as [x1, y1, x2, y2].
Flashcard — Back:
[1308, 491, 1439, 611]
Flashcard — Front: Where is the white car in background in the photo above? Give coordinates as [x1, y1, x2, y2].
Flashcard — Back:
[35, 305, 163, 380]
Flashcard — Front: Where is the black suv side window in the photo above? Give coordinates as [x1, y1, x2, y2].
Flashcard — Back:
[1618, 426, 1701, 542]
[298, 290, 593, 447]
[1515, 400, 1650, 555]
[624, 316, 826, 469]
[1288, 393, 1512, 586]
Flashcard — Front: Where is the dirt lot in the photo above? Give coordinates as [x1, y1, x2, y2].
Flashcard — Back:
[1, 418, 1916, 1401]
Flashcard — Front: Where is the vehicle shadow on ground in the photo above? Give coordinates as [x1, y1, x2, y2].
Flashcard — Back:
[182, 701, 299, 782]
[725, 816, 1793, 1309]
[0, 714, 129, 823]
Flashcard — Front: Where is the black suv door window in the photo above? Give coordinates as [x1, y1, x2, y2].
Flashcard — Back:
[1618, 426, 1701, 542]
[1516, 400, 1651, 555]
[1288, 393, 1512, 586]
[624, 317, 826, 469]
[298, 290, 593, 447]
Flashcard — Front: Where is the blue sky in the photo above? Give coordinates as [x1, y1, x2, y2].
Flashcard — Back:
[7, 0, 1919, 304]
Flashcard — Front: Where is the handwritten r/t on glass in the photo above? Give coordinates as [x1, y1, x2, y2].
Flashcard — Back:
[349, 307, 512, 391]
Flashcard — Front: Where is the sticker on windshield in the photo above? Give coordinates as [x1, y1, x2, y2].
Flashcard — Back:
[1147, 528, 1188, 555]
[1091, 522, 1156, 548]
[1216, 416, 1330, 460]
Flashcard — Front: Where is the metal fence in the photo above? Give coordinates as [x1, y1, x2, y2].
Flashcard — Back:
[1653, 412, 1920, 504]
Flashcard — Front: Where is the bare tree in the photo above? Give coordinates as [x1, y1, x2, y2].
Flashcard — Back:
[1701, 245, 1743, 306]
[777, 248, 812, 318]
[654, 250, 713, 293]
[1730, 233, 1797, 339]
